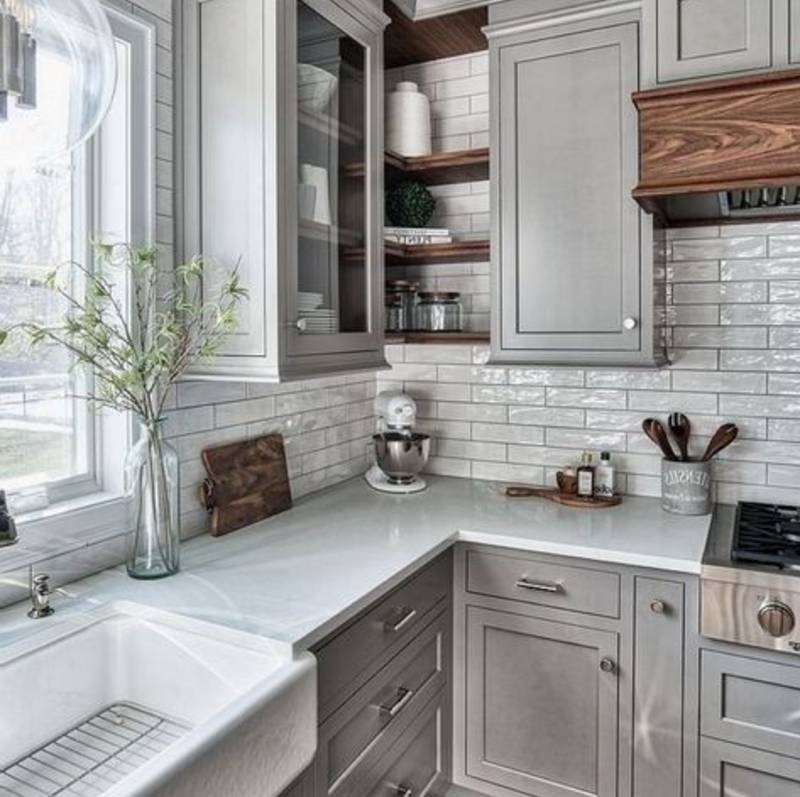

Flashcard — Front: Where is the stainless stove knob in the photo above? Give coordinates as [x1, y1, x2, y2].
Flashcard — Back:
[758, 601, 796, 638]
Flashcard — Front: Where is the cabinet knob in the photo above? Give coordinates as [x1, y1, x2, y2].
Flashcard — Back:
[296, 318, 308, 332]
[395, 787, 413, 797]
[650, 599, 666, 614]
[623, 317, 638, 330]
[600, 657, 616, 674]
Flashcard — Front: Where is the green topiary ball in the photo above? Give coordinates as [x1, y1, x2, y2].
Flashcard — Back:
[386, 181, 437, 228]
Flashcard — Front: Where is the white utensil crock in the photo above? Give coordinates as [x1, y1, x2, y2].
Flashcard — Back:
[386, 81, 432, 157]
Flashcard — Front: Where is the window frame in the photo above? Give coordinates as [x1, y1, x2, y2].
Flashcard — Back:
[8, 4, 157, 560]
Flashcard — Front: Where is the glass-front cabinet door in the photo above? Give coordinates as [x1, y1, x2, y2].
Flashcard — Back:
[286, 0, 383, 357]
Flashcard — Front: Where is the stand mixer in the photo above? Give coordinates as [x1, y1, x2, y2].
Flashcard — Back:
[365, 391, 431, 494]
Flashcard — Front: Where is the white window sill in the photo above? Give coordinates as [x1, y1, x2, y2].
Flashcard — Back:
[2, 492, 130, 572]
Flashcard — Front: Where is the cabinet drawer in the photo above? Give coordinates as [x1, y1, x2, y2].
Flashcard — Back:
[466, 549, 620, 618]
[700, 736, 800, 797]
[363, 689, 446, 797]
[317, 610, 450, 796]
[701, 649, 800, 758]
[316, 552, 451, 719]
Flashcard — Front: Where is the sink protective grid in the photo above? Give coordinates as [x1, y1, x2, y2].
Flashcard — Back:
[0, 702, 191, 796]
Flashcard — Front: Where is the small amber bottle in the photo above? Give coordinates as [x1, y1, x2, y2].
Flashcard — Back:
[577, 451, 595, 498]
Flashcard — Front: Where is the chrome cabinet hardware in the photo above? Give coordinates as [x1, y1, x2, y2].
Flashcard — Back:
[394, 786, 413, 797]
[789, 641, 800, 652]
[515, 577, 564, 594]
[623, 316, 638, 330]
[296, 318, 308, 332]
[600, 657, 616, 674]
[28, 573, 54, 619]
[383, 606, 417, 633]
[378, 686, 414, 717]
[650, 599, 666, 614]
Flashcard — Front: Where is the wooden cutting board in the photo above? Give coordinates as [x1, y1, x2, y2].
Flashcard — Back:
[200, 433, 292, 536]
[505, 485, 621, 509]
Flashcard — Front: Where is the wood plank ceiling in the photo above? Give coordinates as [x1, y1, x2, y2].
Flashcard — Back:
[384, 1, 488, 69]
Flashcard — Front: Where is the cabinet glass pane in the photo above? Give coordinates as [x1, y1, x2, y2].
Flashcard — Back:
[296, 1, 367, 336]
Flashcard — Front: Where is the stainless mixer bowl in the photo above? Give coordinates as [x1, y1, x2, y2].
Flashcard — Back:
[373, 432, 430, 484]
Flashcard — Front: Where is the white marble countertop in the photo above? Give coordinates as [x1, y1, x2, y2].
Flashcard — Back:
[0, 476, 712, 652]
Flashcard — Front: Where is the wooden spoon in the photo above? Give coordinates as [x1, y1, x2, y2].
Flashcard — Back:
[642, 418, 678, 461]
[702, 423, 738, 462]
[668, 412, 691, 462]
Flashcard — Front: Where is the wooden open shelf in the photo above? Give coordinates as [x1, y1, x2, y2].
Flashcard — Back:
[385, 239, 489, 265]
[385, 331, 490, 344]
[345, 148, 489, 185]
[385, 148, 489, 185]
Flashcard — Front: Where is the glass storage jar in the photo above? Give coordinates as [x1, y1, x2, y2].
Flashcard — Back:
[416, 292, 462, 332]
[385, 280, 418, 331]
[385, 293, 403, 332]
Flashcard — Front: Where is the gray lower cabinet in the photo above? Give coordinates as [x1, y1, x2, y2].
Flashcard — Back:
[633, 577, 688, 797]
[464, 605, 619, 797]
[487, 7, 665, 366]
[700, 737, 800, 797]
[655, 0, 775, 82]
[792, 0, 800, 63]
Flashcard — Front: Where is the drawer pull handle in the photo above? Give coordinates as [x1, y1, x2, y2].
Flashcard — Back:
[383, 607, 417, 633]
[395, 786, 413, 797]
[379, 686, 414, 717]
[516, 578, 563, 594]
[600, 657, 616, 674]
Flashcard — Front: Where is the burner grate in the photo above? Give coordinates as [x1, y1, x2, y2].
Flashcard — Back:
[732, 501, 800, 568]
[0, 702, 190, 796]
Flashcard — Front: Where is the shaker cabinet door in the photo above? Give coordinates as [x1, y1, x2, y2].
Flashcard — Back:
[493, 22, 643, 358]
[656, 0, 775, 82]
[633, 578, 687, 797]
[464, 606, 619, 797]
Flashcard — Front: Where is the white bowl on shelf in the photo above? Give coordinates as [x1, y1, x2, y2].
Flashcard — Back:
[297, 64, 338, 114]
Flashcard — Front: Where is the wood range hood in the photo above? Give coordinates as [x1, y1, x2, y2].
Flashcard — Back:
[632, 69, 800, 225]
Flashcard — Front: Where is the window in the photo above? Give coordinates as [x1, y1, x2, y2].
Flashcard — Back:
[0, 7, 154, 526]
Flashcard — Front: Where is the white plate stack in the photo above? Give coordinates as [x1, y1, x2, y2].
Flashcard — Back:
[297, 292, 339, 334]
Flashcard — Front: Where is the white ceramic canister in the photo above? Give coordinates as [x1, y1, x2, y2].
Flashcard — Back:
[386, 81, 432, 157]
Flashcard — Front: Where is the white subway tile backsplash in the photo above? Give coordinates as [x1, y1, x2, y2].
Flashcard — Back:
[721, 348, 800, 370]
[721, 304, 800, 325]
[666, 261, 720, 282]
[671, 371, 766, 394]
[673, 281, 767, 304]
[770, 328, 800, 348]
[215, 396, 276, 427]
[769, 419, 800, 441]
[672, 237, 766, 261]
[472, 385, 546, 405]
[769, 374, 800, 394]
[472, 423, 545, 445]
[546, 388, 627, 409]
[769, 236, 800, 257]
[508, 406, 585, 427]
[719, 394, 800, 419]
[673, 327, 768, 348]
[545, 429, 627, 451]
[509, 368, 584, 386]
[586, 370, 670, 390]
[438, 439, 506, 461]
[721, 258, 800, 281]
[471, 461, 545, 484]
[770, 281, 800, 303]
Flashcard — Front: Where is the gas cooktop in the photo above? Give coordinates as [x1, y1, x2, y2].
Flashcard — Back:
[731, 501, 800, 569]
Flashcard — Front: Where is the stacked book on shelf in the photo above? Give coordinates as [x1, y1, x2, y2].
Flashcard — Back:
[384, 227, 452, 245]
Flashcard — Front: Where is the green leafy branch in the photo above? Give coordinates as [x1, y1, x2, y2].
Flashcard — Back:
[0, 242, 247, 423]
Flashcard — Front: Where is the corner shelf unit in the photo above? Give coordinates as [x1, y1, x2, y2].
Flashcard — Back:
[383, 146, 490, 345]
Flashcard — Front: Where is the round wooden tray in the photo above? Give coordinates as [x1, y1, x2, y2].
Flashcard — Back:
[505, 485, 622, 509]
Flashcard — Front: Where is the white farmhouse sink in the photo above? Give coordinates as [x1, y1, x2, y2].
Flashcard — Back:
[0, 601, 316, 797]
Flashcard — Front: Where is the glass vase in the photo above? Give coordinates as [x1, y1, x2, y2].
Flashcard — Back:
[125, 418, 180, 579]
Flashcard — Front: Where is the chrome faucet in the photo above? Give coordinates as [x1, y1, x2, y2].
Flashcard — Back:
[0, 490, 17, 547]
[28, 573, 54, 619]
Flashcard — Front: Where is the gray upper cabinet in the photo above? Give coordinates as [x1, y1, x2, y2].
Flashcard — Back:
[645, 0, 800, 85]
[182, 0, 388, 382]
[488, 7, 665, 366]
[656, 0, 775, 82]
[464, 605, 619, 797]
